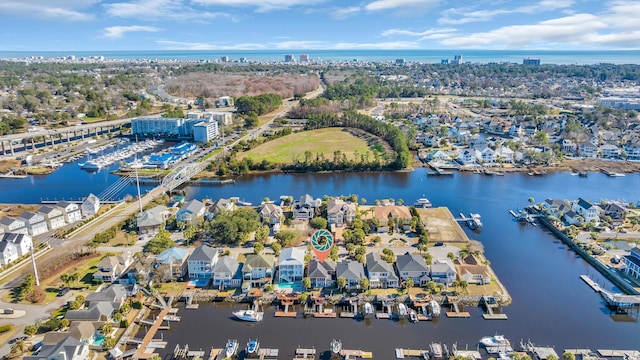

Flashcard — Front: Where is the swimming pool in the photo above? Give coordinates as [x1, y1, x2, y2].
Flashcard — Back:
[277, 282, 304, 291]
[93, 335, 105, 347]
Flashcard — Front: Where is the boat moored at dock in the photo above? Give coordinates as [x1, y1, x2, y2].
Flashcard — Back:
[225, 339, 238, 358]
[480, 335, 510, 348]
[232, 309, 264, 322]
[331, 339, 342, 355]
[245, 339, 259, 357]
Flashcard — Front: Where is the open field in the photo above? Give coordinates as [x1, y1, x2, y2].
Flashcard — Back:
[416, 207, 468, 243]
[0, 204, 41, 219]
[238, 128, 371, 164]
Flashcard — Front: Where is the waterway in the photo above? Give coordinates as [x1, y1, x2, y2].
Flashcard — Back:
[1, 165, 640, 353]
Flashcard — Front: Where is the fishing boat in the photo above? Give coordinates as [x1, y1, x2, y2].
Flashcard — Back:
[408, 308, 418, 323]
[480, 335, 510, 347]
[245, 339, 259, 357]
[224, 339, 238, 358]
[468, 213, 483, 230]
[429, 299, 441, 317]
[363, 302, 374, 318]
[430, 343, 444, 359]
[330, 339, 342, 355]
[232, 309, 264, 322]
[414, 198, 432, 208]
[396, 303, 408, 319]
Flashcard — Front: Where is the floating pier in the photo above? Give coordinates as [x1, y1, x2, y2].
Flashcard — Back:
[341, 349, 373, 359]
[294, 347, 317, 359]
[258, 347, 279, 360]
[481, 295, 508, 320]
[395, 348, 427, 358]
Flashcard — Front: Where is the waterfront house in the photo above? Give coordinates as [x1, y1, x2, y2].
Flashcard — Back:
[93, 251, 133, 283]
[307, 259, 336, 288]
[469, 134, 488, 150]
[562, 210, 581, 225]
[578, 142, 598, 158]
[65, 302, 116, 322]
[495, 146, 515, 163]
[212, 256, 242, 289]
[278, 246, 306, 282]
[600, 202, 627, 223]
[23, 336, 89, 360]
[39, 206, 66, 230]
[326, 198, 357, 228]
[210, 198, 235, 215]
[292, 194, 321, 220]
[457, 148, 477, 165]
[187, 245, 220, 281]
[426, 149, 451, 162]
[455, 256, 492, 285]
[622, 141, 640, 161]
[81, 193, 101, 218]
[258, 203, 283, 232]
[543, 198, 572, 218]
[0, 217, 28, 235]
[623, 247, 640, 280]
[371, 205, 412, 233]
[56, 200, 82, 224]
[118, 262, 149, 285]
[42, 321, 99, 346]
[336, 260, 366, 290]
[600, 144, 620, 159]
[136, 205, 170, 234]
[19, 211, 49, 236]
[156, 247, 189, 279]
[395, 252, 430, 287]
[365, 252, 399, 289]
[0, 233, 33, 266]
[561, 139, 577, 154]
[242, 253, 276, 287]
[429, 258, 457, 286]
[85, 284, 128, 306]
[176, 199, 205, 224]
[572, 198, 600, 224]
[475, 147, 496, 164]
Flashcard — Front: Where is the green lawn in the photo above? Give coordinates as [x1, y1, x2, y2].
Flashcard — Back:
[239, 128, 372, 164]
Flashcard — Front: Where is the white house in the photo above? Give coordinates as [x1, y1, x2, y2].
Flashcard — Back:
[56, 200, 82, 223]
[81, 193, 101, 217]
[572, 198, 600, 224]
[623, 247, 640, 280]
[475, 147, 496, 164]
[366, 252, 399, 289]
[187, 245, 220, 281]
[495, 146, 515, 163]
[292, 194, 321, 220]
[0, 233, 33, 266]
[457, 148, 477, 165]
[93, 251, 134, 283]
[0, 217, 28, 235]
[600, 144, 620, 159]
[212, 256, 242, 288]
[39, 206, 66, 230]
[23, 337, 89, 360]
[278, 247, 305, 282]
[19, 211, 49, 236]
[578, 142, 598, 158]
[429, 258, 457, 286]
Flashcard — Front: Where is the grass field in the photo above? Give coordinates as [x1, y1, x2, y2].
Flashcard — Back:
[239, 128, 371, 164]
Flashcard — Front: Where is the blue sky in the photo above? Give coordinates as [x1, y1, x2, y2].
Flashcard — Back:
[0, 0, 639, 51]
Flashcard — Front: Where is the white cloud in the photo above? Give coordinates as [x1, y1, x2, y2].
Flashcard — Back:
[333, 41, 420, 49]
[364, 0, 439, 11]
[601, 1, 640, 30]
[381, 28, 456, 37]
[104, 25, 161, 39]
[331, 6, 361, 19]
[192, 0, 325, 12]
[0, 0, 98, 21]
[439, 0, 574, 25]
[157, 40, 266, 50]
[105, 0, 236, 22]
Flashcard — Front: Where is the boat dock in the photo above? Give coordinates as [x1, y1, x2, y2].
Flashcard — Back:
[208, 348, 223, 360]
[444, 297, 470, 318]
[580, 274, 602, 293]
[294, 347, 317, 359]
[133, 306, 171, 359]
[481, 296, 508, 320]
[258, 347, 279, 360]
[341, 349, 373, 359]
[597, 349, 640, 359]
[395, 348, 427, 358]
[521, 340, 559, 360]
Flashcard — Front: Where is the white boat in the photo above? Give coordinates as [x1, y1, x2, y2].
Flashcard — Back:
[430, 343, 443, 358]
[232, 309, 263, 322]
[468, 213, 483, 229]
[480, 335, 510, 347]
[330, 339, 342, 354]
[363, 302, 374, 318]
[414, 198, 432, 208]
[245, 339, 259, 356]
[225, 339, 238, 358]
[397, 303, 408, 318]
[409, 309, 418, 323]
[429, 300, 441, 317]
[80, 160, 102, 170]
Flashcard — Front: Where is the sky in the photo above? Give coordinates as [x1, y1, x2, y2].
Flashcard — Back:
[0, 0, 639, 51]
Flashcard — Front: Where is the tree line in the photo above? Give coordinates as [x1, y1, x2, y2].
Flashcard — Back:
[235, 93, 282, 115]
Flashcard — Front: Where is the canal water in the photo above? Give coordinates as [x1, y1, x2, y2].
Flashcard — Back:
[1, 164, 640, 353]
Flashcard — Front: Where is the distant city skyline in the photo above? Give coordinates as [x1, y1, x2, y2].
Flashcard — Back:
[0, 0, 638, 51]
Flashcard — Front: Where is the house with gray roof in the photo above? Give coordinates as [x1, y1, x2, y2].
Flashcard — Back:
[430, 258, 457, 286]
[258, 202, 284, 233]
[242, 254, 275, 287]
[336, 260, 366, 290]
[24, 336, 89, 360]
[0, 233, 33, 266]
[39, 206, 66, 230]
[212, 256, 242, 288]
[210, 198, 235, 215]
[292, 194, 321, 220]
[19, 211, 48, 236]
[187, 245, 220, 281]
[42, 321, 100, 346]
[307, 259, 336, 288]
[86, 284, 127, 306]
[56, 200, 82, 224]
[395, 252, 430, 287]
[93, 252, 133, 283]
[136, 205, 170, 234]
[326, 198, 356, 228]
[0, 216, 27, 235]
[177, 199, 205, 224]
[572, 197, 600, 224]
[365, 252, 399, 289]
[81, 193, 101, 218]
[65, 302, 116, 322]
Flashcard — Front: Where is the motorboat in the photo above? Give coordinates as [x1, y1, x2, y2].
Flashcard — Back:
[363, 302, 374, 318]
[245, 339, 259, 357]
[430, 343, 443, 358]
[80, 160, 102, 170]
[224, 339, 238, 358]
[468, 213, 483, 230]
[480, 335, 510, 347]
[330, 339, 342, 354]
[232, 309, 264, 322]
[429, 299, 441, 317]
[409, 308, 418, 323]
[414, 198, 432, 208]
[396, 303, 408, 319]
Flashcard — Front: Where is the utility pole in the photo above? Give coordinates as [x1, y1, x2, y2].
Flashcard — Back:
[30, 245, 40, 287]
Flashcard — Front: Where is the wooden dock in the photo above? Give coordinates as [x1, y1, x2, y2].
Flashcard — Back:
[340, 312, 356, 318]
[446, 311, 470, 318]
[275, 311, 298, 317]
[313, 311, 337, 318]
[341, 349, 373, 359]
[209, 348, 222, 360]
[580, 274, 602, 293]
[376, 312, 391, 319]
[133, 306, 170, 359]
[294, 347, 317, 359]
[395, 348, 427, 358]
[258, 348, 279, 360]
[597, 349, 640, 358]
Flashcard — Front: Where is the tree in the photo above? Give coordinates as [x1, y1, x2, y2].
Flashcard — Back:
[254, 242, 264, 255]
[528, 197, 535, 205]
[360, 277, 370, 291]
[337, 276, 347, 290]
[303, 277, 312, 290]
[113, 312, 123, 323]
[120, 303, 131, 314]
[10, 338, 31, 356]
[255, 226, 269, 243]
[60, 273, 71, 287]
[144, 229, 175, 254]
[447, 252, 455, 260]
[102, 336, 116, 349]
[183, 224, 198, 246]
[271, 242, 282, 256]
[360, 198, 367, 205]
[101, 322, 113, 335]
[459, 280, 469, 294]
[403, 277, 414, 289]
[309, 217, 328, 229]
[24, 325, 38, 337]
[563, 352, 576, 360]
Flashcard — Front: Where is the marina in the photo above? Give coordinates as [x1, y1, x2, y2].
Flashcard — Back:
[78, 139, 163, 171]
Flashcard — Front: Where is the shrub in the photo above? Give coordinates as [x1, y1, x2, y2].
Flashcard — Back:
[0, 324, 12, 333]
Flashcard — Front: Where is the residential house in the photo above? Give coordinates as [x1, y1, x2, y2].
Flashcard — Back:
[475, 147, 496, 164]
[0, 217, 28, 235]
[563, 210, 581, 225]
[509, 124, 524, 137]
[210, 198, 235, 216]
[426, 149, 451, 162]
[623, 142, 640, 161]
[429, 258, 457, 286]
[495, 146, 514, 163]
[307, 259, 336, 288]
[23, 336, 89, 360]
[524, 126, 537, 137]
[0, 233, 33, 266]
[176, 199, 205, 224]
[258, 203, 283, 233]
[212, 256, 242, 288]
[336, 260, 366, 290]
[292, 194, 321, 220]
[423, 135, 439, 147]
[326, 198, 357, 228]
[81, 193, 101, 217]
[39, 206, 66, 230]
[19, 211, 48, 236]
[85, 284, 127, 306]
[42, 321, 100, 346]
[371, 205, 412, 233]
[136, 205, 170, 234]
[469, 135, 488, 150]
[118, 262, 149, 285]
[457, 148, 477, 165]
[601, 202, 627, 225]
[365, 252, 399, 288]
[278, 247, 306, 282]
[600, 144, 620, 159]
[572, 198, 600, 224]
[561, 139, 577, 154]
[578, 142, 598, 158]
[187, 245, 220, 281]
[395, 252, 430, 287]
[242, 254, 276, 287]
[156, 247, 189, 279]
[56, 200, 83, 224]
[455, 256, 492, 285]
[65, 302, 117, 322]
[93, 251, 134, 283]
[623, 247, 640, 280]
[543, 198, 572, 218]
